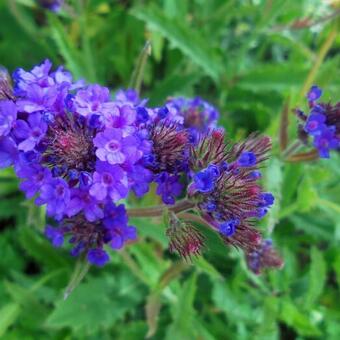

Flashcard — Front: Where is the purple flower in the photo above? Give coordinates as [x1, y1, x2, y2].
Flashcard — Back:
[72, 85, 114, 118]
[67, 188, 104, 222]
[37, 178, 70, 220]
[94, 128, 141, 165]
[254, 192, 275, 218]
[13, 59, 53, 96]
[103, 203, 137, 249]
[16, 163, 52, 199]
[106, 105, 137, 135]
[0, 100, 17, 136]
[45, 225, 64, 247]
[155, 172, 183, 205]
[307, 85, 322, 103]
[115, 88, 141, 106]
[258, 193, 275, 207]
[87, 248, 110, 267]
[123, 162, 153, 197]
[103, 203, 128, 229]
[16, 84, 58, 114]
[304, 113, 326, 135]
[249, 170, 261, 180]
[219, 219, 240, 237]
[193, 166, 218, 193]
[313, 127, 339, 158]
[13, 113, 47, 152]
[105, 224, 137, 250]
[238, 151, 257, 167]
[90, 161, 128, 201]
[0, 137, 17, 168]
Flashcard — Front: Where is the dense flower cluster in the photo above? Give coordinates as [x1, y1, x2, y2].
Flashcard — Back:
[296, 85, 339, 158]
[0, 59, 281, 273]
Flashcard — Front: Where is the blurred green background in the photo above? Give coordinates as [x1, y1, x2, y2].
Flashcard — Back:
[1, 0, 340, 339]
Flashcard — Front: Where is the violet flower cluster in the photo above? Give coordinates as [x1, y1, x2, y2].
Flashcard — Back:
[296, 85, 339, 158]
[0, 60, 282, 273]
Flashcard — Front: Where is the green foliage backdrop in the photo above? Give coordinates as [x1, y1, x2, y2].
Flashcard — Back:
[0, 0, 339, 339]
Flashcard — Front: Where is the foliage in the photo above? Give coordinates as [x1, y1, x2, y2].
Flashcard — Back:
[0, 0, 340, 338]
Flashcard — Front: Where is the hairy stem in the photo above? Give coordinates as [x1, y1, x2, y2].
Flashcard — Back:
[127, 199, 195, 218]
[282, 140, 302, 159]
[129, 41, 152, 94]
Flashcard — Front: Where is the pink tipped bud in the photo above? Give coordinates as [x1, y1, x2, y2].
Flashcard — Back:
[166, 221, 205, 260]
[212, 128, 225, 141]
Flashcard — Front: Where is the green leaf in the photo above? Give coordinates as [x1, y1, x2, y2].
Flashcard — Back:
[304, 247, 326, 309]
[18, 226, 70, 269]
[280, 299, 321, 336]
[46, 275, 143, 334]
[47, 13, 84, 80]
[131, 5, 222, 80]
[166, 273, 197, 339]
[0, 303, 20, 337]
[212, 280, 259, 323]
[296, 174, 318, 212]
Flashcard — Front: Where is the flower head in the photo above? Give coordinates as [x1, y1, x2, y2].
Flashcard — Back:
[295, 86, 340, 158]
[189, 130, 273, 253]
[166, 214, 205, 259]
[246, 239, 284, 274]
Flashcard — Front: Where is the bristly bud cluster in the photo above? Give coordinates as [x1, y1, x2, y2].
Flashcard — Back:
[295, 85, 339, 158]
[166, 213, 205, 260]
[188, 130, 274, 253]
[246, 239, 284, 275]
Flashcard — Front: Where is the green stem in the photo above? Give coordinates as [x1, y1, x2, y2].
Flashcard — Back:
[64, 256, 90, 300]
[299, 26, 338, 99]
[129, 41, 151, 93]
[282, 140, 302, 159]
[178, 212, 212, 229]
[127, 199, 195, 218]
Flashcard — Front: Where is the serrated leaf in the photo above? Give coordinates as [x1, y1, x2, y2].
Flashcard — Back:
[212, 280, 259, 323]
[166, 273, 197, 340]
[280, 299, 321, 336]
[46, 275, 143, 333]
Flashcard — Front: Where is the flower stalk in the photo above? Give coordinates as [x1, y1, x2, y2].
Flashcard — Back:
[127, 199, 195, 218]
